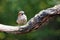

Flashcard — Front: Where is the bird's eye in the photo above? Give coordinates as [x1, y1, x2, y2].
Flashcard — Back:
[21, 13, 23, 15]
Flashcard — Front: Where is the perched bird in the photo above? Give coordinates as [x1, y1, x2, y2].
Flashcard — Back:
[16, 11, 27, 26]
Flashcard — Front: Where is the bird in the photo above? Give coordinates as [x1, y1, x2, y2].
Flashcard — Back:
[16, 11, 27, 26]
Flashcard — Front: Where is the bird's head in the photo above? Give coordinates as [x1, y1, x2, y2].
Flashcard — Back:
[18, 11, 24, 16]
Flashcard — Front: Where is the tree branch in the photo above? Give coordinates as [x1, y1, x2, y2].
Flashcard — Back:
[0, 4, 60, 34]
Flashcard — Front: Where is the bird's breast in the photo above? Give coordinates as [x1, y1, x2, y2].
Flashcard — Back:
[17, 14, 27, 25]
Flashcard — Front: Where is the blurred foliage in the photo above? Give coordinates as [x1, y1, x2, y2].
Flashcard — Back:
[0, 0, 60, 40]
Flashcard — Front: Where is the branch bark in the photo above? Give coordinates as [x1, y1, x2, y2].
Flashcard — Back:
[0, 4, 60, 34]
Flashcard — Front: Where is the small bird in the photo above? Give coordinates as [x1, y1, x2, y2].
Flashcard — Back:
[16, 11, 27, 26]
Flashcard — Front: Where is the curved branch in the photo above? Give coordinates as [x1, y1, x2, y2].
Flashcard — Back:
[0, 4, 60, 34]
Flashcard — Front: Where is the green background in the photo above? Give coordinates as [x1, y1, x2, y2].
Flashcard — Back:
[0, 0, 60, 40]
